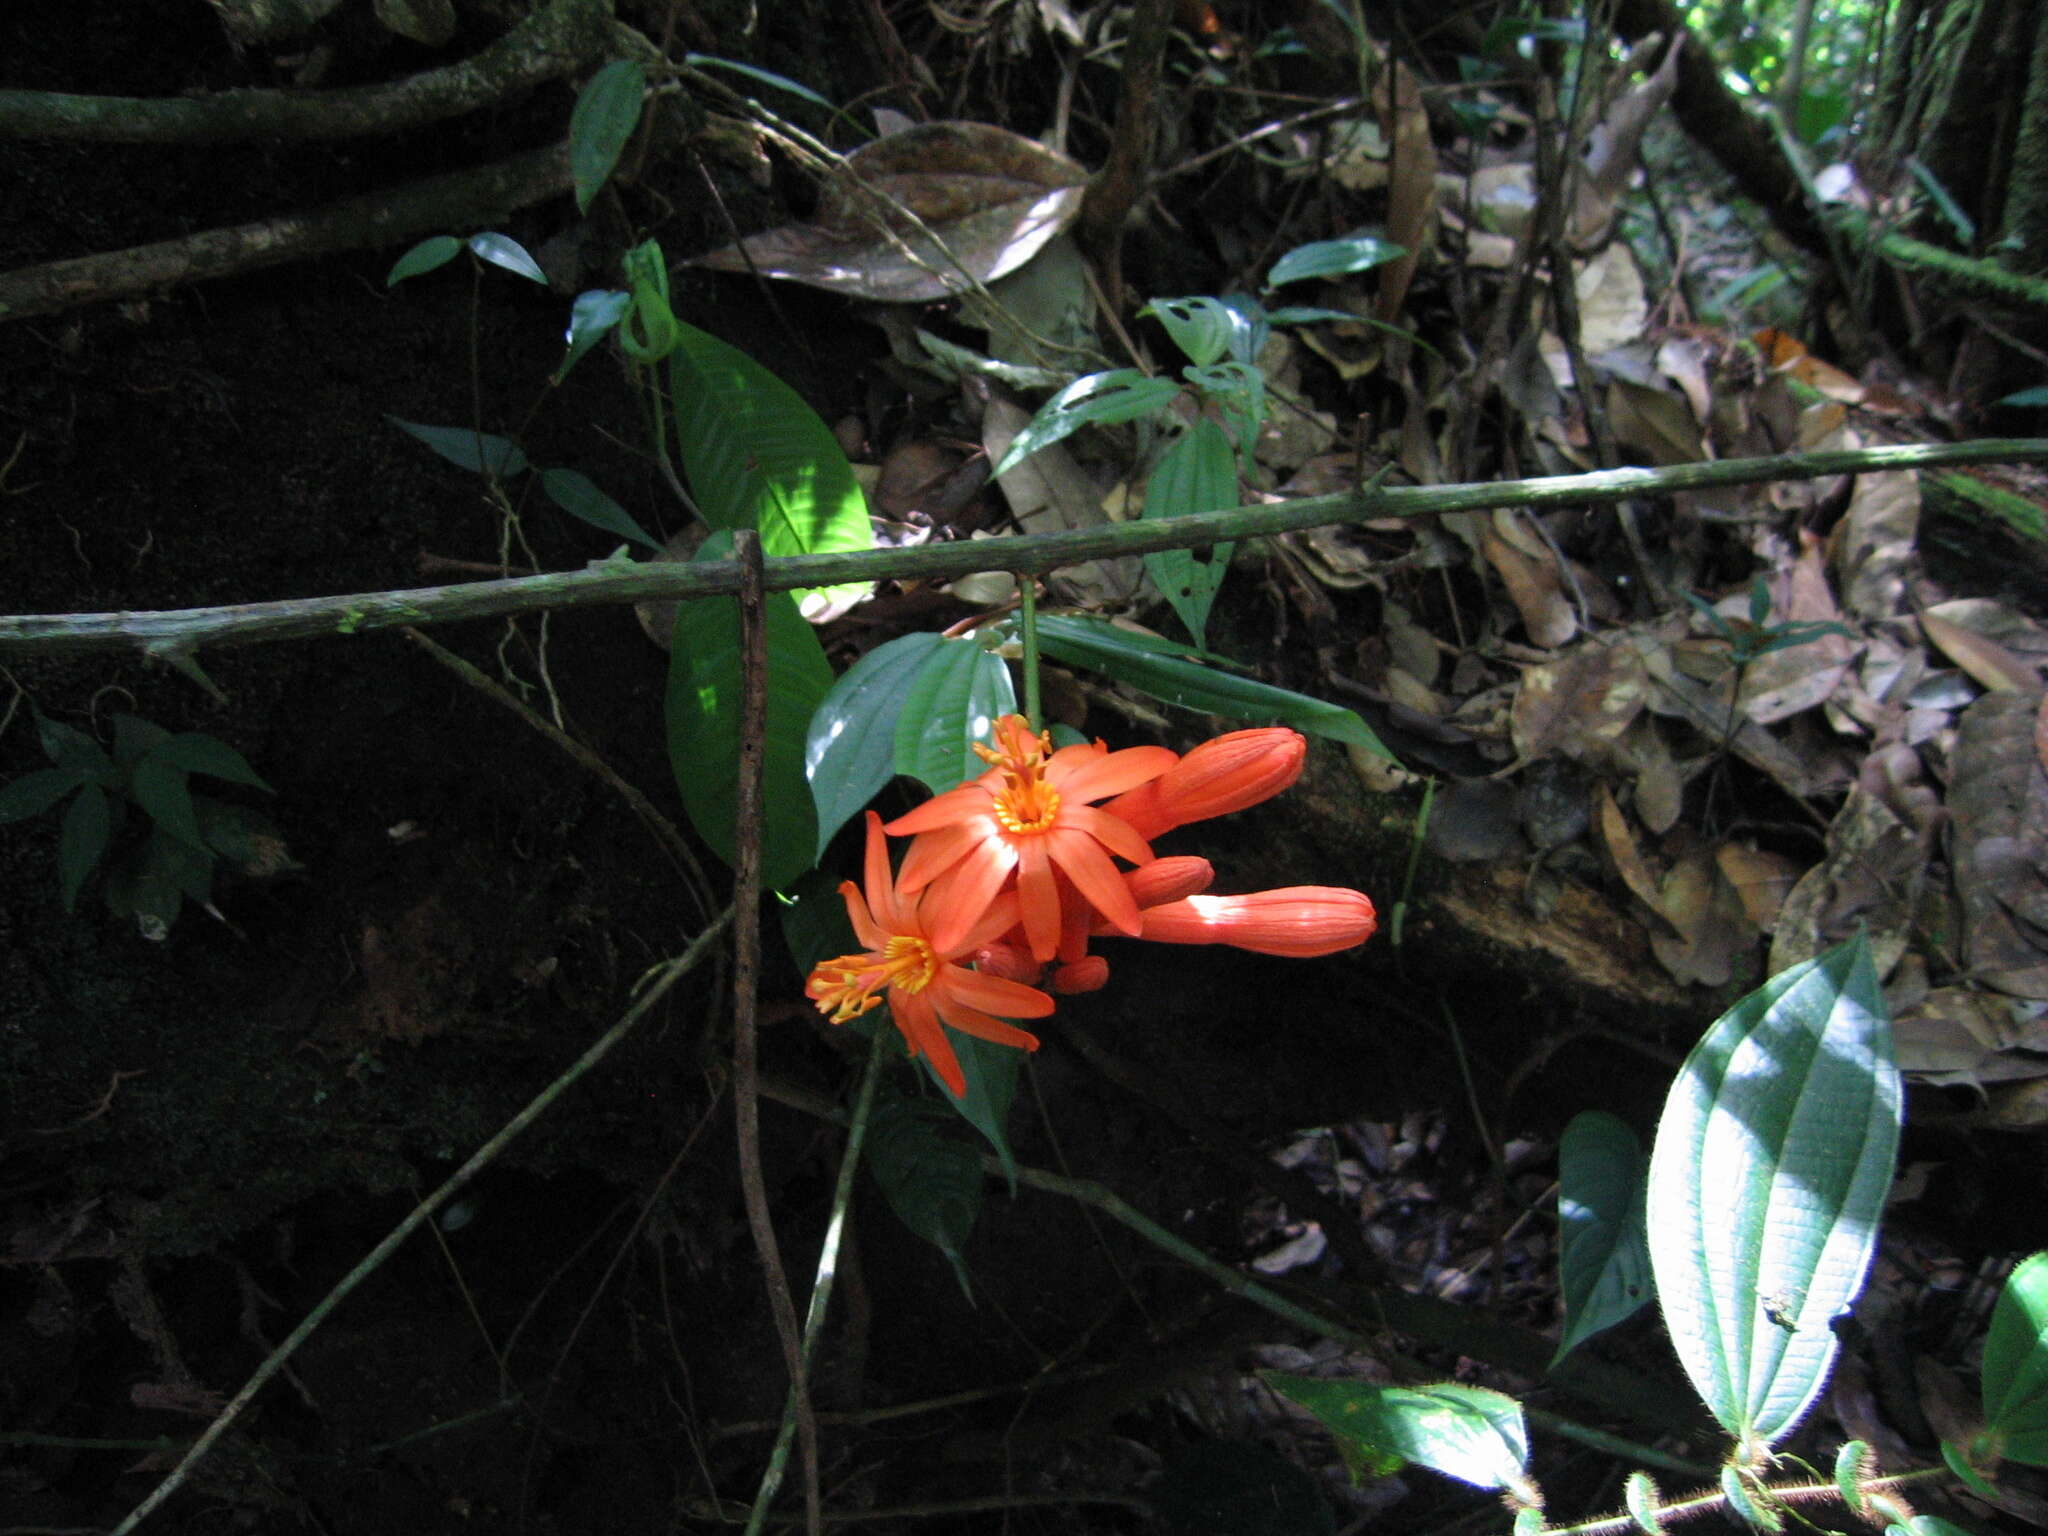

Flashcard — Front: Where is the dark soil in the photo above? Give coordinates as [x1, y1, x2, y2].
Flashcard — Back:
[2, 7, 2028, 1536]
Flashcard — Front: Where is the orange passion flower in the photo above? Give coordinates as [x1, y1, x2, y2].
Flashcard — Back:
[805, 812, 1053, 1097]
[887, 715, 1175, 962]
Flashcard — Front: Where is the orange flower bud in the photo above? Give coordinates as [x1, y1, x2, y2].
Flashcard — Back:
[1050, 955, 1111, 993]
[1135, 886, 1377, 957]
[972, 939, 1044, 986]
[1107, 728, 1306, 839]
[1123, 855, 1215, 909]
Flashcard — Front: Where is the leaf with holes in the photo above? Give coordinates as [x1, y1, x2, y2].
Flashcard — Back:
[1143, 419, 1237, 649]
[1143, 295, 1237, 368]
[1646, 933, 1900, 1451]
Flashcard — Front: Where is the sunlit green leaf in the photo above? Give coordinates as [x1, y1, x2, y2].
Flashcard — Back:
[1552, 1111, 1653, 1365]
[1646, 934, 1900, 1449]
[467, 232, 546, 285]
[1266, 235, 1407, 289]
[568, 59, 646, 214]
[806, 632, 942, 857]
[989, 369, 1181, 477]
[892, 636, 1015, 793]
[1267, 1377, 1530, 1492]
[553, 289, 632, 383]
[1143, 419, 1237, 649]
[1982, 1251, 2048, 1464]
[682, 53, 835, 111]
[1143, 295, 1236, 368]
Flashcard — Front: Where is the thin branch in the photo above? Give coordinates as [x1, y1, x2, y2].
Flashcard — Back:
[3, 440, 2043, 660]
[0, 0, 612, 144]
[108, 908, 735, 1536]
[0, 142, 570, 323]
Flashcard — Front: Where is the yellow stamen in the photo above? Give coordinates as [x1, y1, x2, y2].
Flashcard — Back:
[806, 935, 938, 1024]
[976, 716, 1062, 836]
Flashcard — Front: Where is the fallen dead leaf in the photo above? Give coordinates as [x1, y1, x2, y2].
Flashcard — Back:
[1511, 638, 1648, 764]
[1649, 844, 1755, 987]
[1768, 784, 1929, 979]
[1714, 842, 1803, 933]
[1949, 689, 2048, 999]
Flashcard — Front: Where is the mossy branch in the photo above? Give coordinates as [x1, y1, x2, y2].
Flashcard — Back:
[2, 439, 2044, 660]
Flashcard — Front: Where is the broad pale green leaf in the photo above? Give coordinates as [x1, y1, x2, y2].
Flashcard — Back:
[865, 1087, 984, 1298]
[664, 533, 832, 892]
[568, 59, 646, 213]
[1143, 295, 1237, 367]
[1553, 1110, 1653, 1365]
[1035, 614, 1393, 758]
[1983, 1251, 2048, 1464]
[1266, 235, 1407, 289]
[989, 369, 1181, 477]
[386, 234, 461, 286]
[1646, 933, 1900, 1450]
[466, 232, 546, 285]
[58, 783, 111, 911]
[892, 636, 1015, 793]
[553, 289, 632, 383]
[0, 767, 84, 823]
[1142, 418, 1237, 649]
[664, 320, 872, 609]
[388, 417, 528, 478]
[149, 732, 271, 792]
[1267, 1377, 1531, 1492]
[806, 631, 941, 857]
[539, 467, 659, 550]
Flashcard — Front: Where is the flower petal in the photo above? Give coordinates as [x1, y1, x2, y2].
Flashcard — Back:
[858, 812, 907, 932]
[921, 835, 1018, 954]
[1051, 743, 1176, 804]
[890, 991, 966, 1097]
[1064, 803, 1155, 867]
[884, 780, 994, 837]
[936, 962, 1056, 1019]
[931, 994, 1044, 1051]
[1051, 955, 1110, 993]
[1125, 856, 1214, 908]
[1047, 827, 1142, 936]
[894, 817, 987, 895]
[839, 879, 889, 951]
[949, 888, 1027, 955]
[1014, 837, 1061, 960]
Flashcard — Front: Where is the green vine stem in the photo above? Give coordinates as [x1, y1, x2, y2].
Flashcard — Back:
[109, 907, 736, 1536]
[4, 440, 2042, 658]
[1018, 572, 1043, 730]
[1532, 1463, 1952, 1536]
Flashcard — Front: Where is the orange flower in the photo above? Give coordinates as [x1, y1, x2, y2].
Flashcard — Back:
[887, 715, 1175, 961]
[805, 812, 1053, 1097]
[1105, 727, 1306, 840]
[1134, 886, 1378, 957]
[976, 856, 1217, 994]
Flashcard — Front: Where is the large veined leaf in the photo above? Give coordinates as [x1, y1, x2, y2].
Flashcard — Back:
[1142, 418, 1237, 650]
[805, 631, 942, 856]
[1552, 1111, 1653, 1365]
[865, 1086, 985, 1298]
[1034, 614, 1392, 759]
[1982, 1251, 2048, 1465]
[662, 320, 872, 611]
[1646, 933, 1900, 1451]
[664, 533, 834, 892]
[1266, 1377, 1532, 1494]
[892, 635, 1015, 793]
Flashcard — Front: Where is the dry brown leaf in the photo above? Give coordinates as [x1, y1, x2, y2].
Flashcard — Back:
[1605, 377, 1702, 466]
[1649, 845, 1754, 986]
[1630, 722, 1685, 834]
[691, 122, 1086, 302]
[1541, 244, 1647, 384]
[1656, 335, 1713, 425]
[1714, 842, 1803, 933]
[1893, 986, 2048, 1086]
[1921, 610, 2040, 694]
[1636, 633, 1849, 799]
[1567, 33, 1682, 250]
[1829, 470, 1920, 620]
[1768, 785, 1929, 977]
[1950, 689, 2048, 999]
[1511, 640, 1648, 763]
[1483, 513, 1577, 649]
[1593, 782, 1668, 921]
[1376, 59, 1436, 324]
[2038, 692, 2048, 774]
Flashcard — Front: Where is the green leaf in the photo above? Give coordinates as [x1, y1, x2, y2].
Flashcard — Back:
[149, 732, 271, 792]
[1143, 419, 1238, 649]
[1142, 295, 1237, 367]
[127, 752, 207, 852]
[1266, 235, 1407, 289]
[1995, 384, 2048, 408]
[386, 234, 461, 286]
[805, 631, 941, 856]
[540, 467, 660, 550]
[865, 1086, 984, 1299]
[568, 59, 646, 214]
[111, 713, 170, 770]
[1266, 1377, 1531, 1492]
[553, 288, 632, 383]
[1645, 933, 1900, 1450]
[1183, 359, 1267, 465]
[35, 711, 117, 786]
[663, 320, 873, 609]
[988, 369, 1182, 477]
[388, 417, 528, 478]
[663, 532, 833, 892]
[1886, 1519, 1975, 1536]
[925, 1031, 1021, 1191]
[1982, 1251, 2048, 1464]
[1035, 614, 1394, 759]
[0, 767, 85, 823]
[466, 232, 546, 285]
[58, 783, 112, 911]
[681, 53, 836, 111]
[1552, 1111, 1653, 1365]
[776, 865, 859, 978]
[1623, 1470, 1666, 1534]
[1719, 1466, 1783, 1532]
[892, 636, 1016, 793]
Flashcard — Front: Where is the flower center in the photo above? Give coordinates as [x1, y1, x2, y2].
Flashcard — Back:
[976, 716, 1062, 836]
[806, 934, 939, 1024]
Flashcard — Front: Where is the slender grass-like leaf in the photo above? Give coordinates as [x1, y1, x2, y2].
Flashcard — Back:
[682, 53, 835, 111]
[988, 369, 1181, 477]
[805, 631, 941, 856]
[1035, 614, 1392, 758]
[1645, 933, 1900, 1451]
[892, 636, 1016, 793]
[1266, 235, 1407, 289]
[568, 59, 646, 213]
